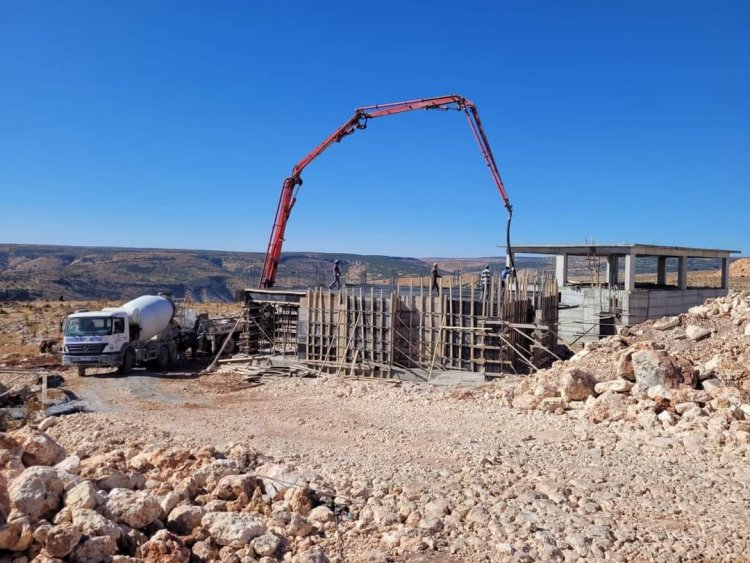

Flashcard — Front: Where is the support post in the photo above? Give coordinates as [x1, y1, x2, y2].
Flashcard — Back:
[657, 256, 667, 286]
[720, 257, 729, 290]
[555, 254, 569, 287]
[678, 256, 688, 290]
[607, 255, 619, 288]
[624, 251, 636, 292]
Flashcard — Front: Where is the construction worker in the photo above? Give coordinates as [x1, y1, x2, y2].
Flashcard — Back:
[501, 265, 510, 289]
[430, 263, 441, 295]
[329, 260, 341, 290]
[480, 264, 491, 302]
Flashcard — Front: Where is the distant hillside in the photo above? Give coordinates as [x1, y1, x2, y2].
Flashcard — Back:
[0, 244, 540, 302]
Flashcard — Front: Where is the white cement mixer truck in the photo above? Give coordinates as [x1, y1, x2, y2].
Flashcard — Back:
[61, 294, 179, 376]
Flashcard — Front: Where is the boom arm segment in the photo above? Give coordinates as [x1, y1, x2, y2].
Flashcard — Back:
[259, 95, 514, 288]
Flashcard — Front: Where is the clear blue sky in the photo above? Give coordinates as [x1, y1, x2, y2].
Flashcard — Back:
[1, 1, 747, 257]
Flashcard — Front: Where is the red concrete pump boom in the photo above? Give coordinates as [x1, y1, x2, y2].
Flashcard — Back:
[259, 94, 514, 288]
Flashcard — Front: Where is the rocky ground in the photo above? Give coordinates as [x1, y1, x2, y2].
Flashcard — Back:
[1, 281, 750, 561]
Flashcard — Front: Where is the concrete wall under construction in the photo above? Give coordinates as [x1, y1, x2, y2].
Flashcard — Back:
[241, 272, 559, 379]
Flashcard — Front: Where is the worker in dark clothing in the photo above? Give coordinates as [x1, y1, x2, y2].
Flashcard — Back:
[329, 260, 341, 290]
[430, 263, 441, 294]
[501, 266, 510, 289]
[480, 264, 491, 301]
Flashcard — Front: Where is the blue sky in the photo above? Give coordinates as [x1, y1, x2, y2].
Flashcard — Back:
[1, 0, 747, 257]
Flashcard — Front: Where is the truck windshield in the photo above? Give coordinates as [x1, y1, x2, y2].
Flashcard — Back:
[64, 317, 114, 336]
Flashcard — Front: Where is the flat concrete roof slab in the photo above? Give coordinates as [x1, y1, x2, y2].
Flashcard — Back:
[514, 243, 740, 259]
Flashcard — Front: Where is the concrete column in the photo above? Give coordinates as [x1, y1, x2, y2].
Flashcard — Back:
[606, 255, 619, 288]
[624, 252, 636, 292]
[555, 254, 569, 287]
[677, 256, 688, 290]
[657, 256, 667, 286]
[721, 257, 729, 289]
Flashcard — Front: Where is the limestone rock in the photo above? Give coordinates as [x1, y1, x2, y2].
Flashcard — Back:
[308, 505, 335, 524]
[253, 533, 281, 556]
[466, 506, 491, 525]
[55, 456, 81, 476]
[632, 350, 681, 389]
[192, 459, 243, 491]
[45, 523, 82, 558]
[560, 368, 596, 402]
[295, 546, 330, 563]
[70, 535, 117, 563]
[617, 351, 636, 381]
[213, 473, 259, 500]
[64, 481, 103, 510]
[653, 317, 680, 331]
[685, 325, 711, 341]
[166, 504, 205, 535]
[94, 468, 134, 491]
[0, 516, 32, 551]
[201, 511, 266, 545]
[595, 379, 633, 394]
[106, 488, 162, 529]
[586, 392, 629, 423]
[192, 540, 220, 562]
[10, 428, 66, 467]
[71, 508, 122, 542]
[287, 512, 313, 537]
[138, 529, 190, 563]
[0, 473, 9, 525]
[9, 466, 65, 520]
[538, 397, 566, 413]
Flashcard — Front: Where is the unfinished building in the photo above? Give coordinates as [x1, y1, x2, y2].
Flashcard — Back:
[514, 243, 739, 344]
[239, 272, 559, 380]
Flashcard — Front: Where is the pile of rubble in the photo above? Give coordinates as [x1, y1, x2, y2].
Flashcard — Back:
[0, 424, 341, 562]
[512, 291, 750, 435]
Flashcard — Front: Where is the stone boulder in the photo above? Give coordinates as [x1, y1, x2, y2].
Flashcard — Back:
[45, 522, 82, 558]
[138, 529, 190, 563]
[288, 512, 313, 537]
[201, 511, 266, 546]
[586, 392, 629, 423]
[9, 466, 65, 520]
[308, 505, 335, 524]
[560, 369, 596, 402]
[65, 480, 104, 510]
[594, 379, 633, 394]
[0, 473, 9, 524]
[685, 325, 711, 341]
[253, 533, 281, 557]
[0, 516, 32, 551]
[106, 488, 162, 529]
[166, 504, 205, 535]
[653, 317, 680, 331]
[631, 350, 682, 389]
[212, 473, 259, 500]
[71, 508, 122, 542]
[70, 535, 117, 563]
[616, 351, 636, 381]
[11, 427, 66, 467]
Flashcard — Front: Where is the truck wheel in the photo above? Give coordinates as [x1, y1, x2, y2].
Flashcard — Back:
[118, 349, 135, 374]
[156, 346, 170, 370]
[221, 336, 236, 356]
[77, 366, 86, 377]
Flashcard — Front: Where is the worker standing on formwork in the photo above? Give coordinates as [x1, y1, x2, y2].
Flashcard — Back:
[329, 260, 341, 290]
[430, 263, 442, 295]
[480, 264, 491, 300]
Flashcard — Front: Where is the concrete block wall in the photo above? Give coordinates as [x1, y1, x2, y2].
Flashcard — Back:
[563, 287, 729, 343]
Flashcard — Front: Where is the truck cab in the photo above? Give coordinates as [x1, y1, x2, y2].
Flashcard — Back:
[62, 311, 131, 375]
